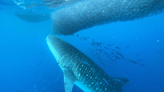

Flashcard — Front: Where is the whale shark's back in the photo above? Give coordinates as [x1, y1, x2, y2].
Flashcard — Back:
[72, 51, 129, 92]
[47, 35, 129, 92]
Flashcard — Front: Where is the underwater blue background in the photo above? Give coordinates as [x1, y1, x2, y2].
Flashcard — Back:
[0, 1, 164, 92]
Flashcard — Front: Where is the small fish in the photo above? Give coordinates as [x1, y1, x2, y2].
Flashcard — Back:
[77, 34, 79, 38]
[104, 52, 109, 55]
[55, 76, 60, 82]
[139, 63, 146, 66]
[107, 44, 112, 46]
[121, 55, 126, 61]
[116, 46, 120, 49]
[111, 52, 115, 55]
[129, 59, 138, 64]
[160, 74, 163, 77]
[36, 61, 45, 66]
[97, 42, 102, 46]
[110, 62, 115, 65]
[103, 78, 110, 85]
[109, 58, 116, 62]
[95, 52, 98, 55]
[92, 39, 94, 42]
[116, 56, 118, 60]
[83, 77, 86, 84]
[104, 47, 108, 49]
[137, 59, 142, 61]
[99, 49, 103, 52]
[116, 52, 122, 56]
[126, 45, 130, 48]
[97, 81, 99, 88]
[101, 62, 106, 67]
[136, 54, 141, 56]
[116, 52, 126, 61]
[39, 51, 44, 55]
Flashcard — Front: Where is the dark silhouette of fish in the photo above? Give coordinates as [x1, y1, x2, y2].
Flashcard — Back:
[116, 56, 118, 60]
[104, 47, 108, 49]
[137, 59, 142, 61]
[128, 59, 146, 66]
[91, 42, 102, 46]
[36, 61, 45, 66]
[136, 54, 141, 56]
[160, 74, 163, 77]
[139, 63, 146, 66]
[109, 58, 116, 63]
[39, 51, 44, 55]
[100, 61, 106, 67]
[104, 52, 109, 55]
[116, 46, 120, 49]
[115, 52, 126, 61]
[107, 44, 113, 46]
[111, 52, 115, 55]
[116, 52, 122, 56]
[126, 45, 130, 48]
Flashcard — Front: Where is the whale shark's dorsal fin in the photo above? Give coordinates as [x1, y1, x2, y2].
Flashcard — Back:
[63, 69, 77, 92]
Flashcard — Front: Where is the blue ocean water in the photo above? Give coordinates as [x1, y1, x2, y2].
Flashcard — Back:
[0, 0, 164, 92]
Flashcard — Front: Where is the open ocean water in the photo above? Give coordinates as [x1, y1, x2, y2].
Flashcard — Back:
[0, 0, 164, 92]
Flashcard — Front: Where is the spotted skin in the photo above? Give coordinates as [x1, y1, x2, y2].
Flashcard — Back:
[46, 35, 129, 92]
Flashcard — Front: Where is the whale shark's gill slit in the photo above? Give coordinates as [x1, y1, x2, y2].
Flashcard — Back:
[103, 78, 110, 85]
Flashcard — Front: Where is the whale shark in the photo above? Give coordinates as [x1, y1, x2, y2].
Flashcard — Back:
[51, 0, 164, 35]
[46, 34, 129, 92]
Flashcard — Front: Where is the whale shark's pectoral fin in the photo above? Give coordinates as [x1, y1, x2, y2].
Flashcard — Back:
[63, 69, 77, 92]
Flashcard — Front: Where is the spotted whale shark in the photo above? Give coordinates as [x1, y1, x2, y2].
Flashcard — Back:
[46, 34, 129, 92]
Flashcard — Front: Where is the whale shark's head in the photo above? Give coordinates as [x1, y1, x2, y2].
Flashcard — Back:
[46, 35, 63, 62]
[46, 35, 77, 63]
